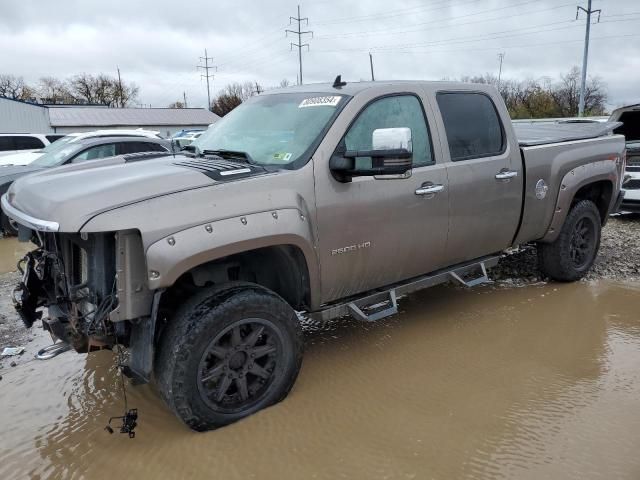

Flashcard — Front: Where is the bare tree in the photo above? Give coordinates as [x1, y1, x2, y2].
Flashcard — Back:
[550, 66, 606, 116]
[68, 73, 138, 106]
[168, 101, 185, 108]
[0, 74, 34, 100]
[38, 76, 74, 104]
[458, 67, 607, 118]
[211, 81, 262, 116]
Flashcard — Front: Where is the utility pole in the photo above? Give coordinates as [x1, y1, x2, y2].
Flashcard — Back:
[198, 49, 217, 111]
[369, 52, 375, 81]
[286, 5, 313, 85]
[253, 82, 263, 95]
[576, 0, 601, 116]
[497, 53, 505, 90]
[183, 91, 187, 108]
[116, 66, 123, 107]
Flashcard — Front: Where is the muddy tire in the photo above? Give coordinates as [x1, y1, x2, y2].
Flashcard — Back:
[537, 199, 601, 282]
[154, 283, 303, 431]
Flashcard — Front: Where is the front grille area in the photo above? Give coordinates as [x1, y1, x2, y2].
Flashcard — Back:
[35, 232, 117, 349]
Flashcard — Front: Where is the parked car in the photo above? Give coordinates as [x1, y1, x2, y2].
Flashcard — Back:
[0, 136, 171, 233]
[173, 131, 204, 149]
[0, 129, 163, 167]
[0, 133, 65, 157]
[3, 80, 625, 431]
[171, 128, 204, 139]
[609, 104, 640, 212]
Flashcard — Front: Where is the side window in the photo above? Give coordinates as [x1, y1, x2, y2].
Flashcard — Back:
[14, 136, 45, 149]
[0, 137, 14, 151]
[436, 92, 504, 161]
[46, 135, 65, 143]
[343, 95, 433, 168]
[72, 143, 117, 163]
[118, 141, 167, 154]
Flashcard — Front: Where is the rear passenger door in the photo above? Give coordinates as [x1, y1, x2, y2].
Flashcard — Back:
[435, 91, 523, 264]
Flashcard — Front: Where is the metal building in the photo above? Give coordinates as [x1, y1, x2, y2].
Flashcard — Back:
[0, 97, 51, 133]
[0, 97, 219, 137]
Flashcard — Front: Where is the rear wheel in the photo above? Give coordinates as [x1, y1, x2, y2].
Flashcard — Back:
[154, 283, 303, 431]
[538, 199, 601, 281]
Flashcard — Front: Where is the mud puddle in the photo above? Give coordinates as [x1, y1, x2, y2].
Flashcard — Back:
[0, 236, 32, 275]
[1, 280, 639, 479]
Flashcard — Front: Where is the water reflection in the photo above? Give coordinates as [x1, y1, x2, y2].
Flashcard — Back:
[1, 281, 638, 479]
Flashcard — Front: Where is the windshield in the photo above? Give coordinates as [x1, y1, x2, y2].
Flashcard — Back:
[191, 93, 347, 166]
[39, 135, 74, 153]
[31, 142, 84, 168]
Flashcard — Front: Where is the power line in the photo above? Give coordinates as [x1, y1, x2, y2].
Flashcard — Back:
[577, 0, 601, 116]
[197, 48, 217, 111]
[312, 16, 637, 54]
[314, 2, 576, 40]
[310, 0, 484, 26]
[315, 32, 640, 56]
[286, 5, 313, 85]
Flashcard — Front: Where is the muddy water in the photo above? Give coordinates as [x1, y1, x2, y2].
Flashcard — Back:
[1, 280, 639, 479]
[0, 237, 33, 274]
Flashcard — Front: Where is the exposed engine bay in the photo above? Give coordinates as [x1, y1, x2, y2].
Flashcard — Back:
[14, 231, 122, 352]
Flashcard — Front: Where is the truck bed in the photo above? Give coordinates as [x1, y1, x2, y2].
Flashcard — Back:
[513, 121, 622, 147]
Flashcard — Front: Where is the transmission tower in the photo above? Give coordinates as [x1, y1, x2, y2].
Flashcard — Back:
[198, 49, 217, 111]
[286, 5, 313, 85]
[576, 0, 601, 116]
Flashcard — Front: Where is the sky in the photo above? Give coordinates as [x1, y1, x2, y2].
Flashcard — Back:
[0, 0, 638, 110]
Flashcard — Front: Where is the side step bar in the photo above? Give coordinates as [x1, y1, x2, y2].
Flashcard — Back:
[310, 255, 499, 323]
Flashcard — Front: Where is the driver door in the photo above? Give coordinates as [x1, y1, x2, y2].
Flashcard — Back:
[313, 93, 450, 304]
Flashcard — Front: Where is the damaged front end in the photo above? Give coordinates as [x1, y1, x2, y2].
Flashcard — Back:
[15, 231, 120, 353]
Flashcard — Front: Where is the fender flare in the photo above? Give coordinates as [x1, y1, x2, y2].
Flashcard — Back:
[540, 160, 617, 243]
[145, 208, 321, 307]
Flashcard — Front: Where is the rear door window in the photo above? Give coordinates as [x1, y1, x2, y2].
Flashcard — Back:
[436, 92, 505, 161]
[14, 136, 45, 150]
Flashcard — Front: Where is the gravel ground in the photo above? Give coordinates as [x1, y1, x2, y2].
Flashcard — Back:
[493, 213, 640, 284]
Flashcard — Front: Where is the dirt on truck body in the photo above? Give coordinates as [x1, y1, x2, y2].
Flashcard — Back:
[2, 79, 625, 430]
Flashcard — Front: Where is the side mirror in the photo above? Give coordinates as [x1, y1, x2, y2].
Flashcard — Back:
[330, 127, 413, 180]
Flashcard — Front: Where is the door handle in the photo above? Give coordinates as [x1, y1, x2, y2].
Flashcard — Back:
[495, 170, 518, 180]
[415, 184, 444, 196]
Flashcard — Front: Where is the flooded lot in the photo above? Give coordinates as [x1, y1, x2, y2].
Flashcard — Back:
[1, 276, 639, 479]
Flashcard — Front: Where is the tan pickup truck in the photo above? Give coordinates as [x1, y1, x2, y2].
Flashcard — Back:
[2, 79, 626, 431]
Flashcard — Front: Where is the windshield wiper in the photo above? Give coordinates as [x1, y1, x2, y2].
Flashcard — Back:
[201, 149, 256, 165]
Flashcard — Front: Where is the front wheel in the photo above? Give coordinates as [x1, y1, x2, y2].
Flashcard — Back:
[537, 199, 601, 281]
[154, 283, 303, 431]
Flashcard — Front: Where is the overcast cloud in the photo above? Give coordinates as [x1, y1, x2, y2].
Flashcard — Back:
[0, 0, 638, 110]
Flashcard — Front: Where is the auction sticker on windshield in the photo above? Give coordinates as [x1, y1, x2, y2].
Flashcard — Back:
[299, 96, 342, 108]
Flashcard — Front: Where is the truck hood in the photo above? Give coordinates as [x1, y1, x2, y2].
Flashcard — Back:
[5, 154, 251, 231]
